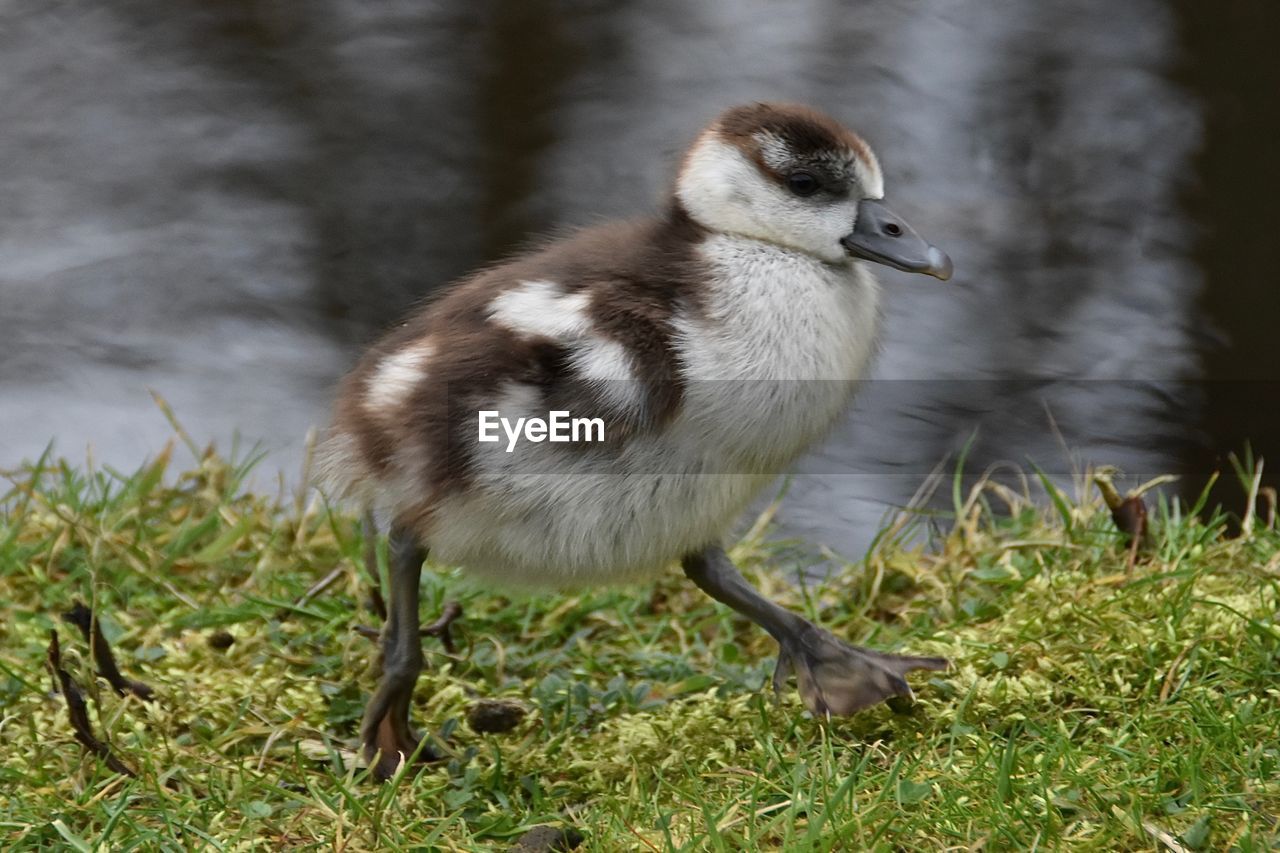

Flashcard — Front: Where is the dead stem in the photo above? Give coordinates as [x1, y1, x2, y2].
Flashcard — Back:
[62, 601, 154, 701]
[295, 565, 345, 610]
[45, 630, 136, 777]
[1093, 468, 1150, 571]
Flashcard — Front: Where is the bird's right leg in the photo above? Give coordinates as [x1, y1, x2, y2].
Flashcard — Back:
[682, 544, 948, 716]
[359, 525, 438, 781]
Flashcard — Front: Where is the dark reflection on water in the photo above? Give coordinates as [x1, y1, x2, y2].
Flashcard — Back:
[1, 0, 1276, 558]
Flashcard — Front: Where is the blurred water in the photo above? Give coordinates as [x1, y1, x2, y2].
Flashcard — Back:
[2, 0, 1276, 558]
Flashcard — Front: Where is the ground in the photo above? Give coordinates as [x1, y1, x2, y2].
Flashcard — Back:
[1, 440, 1277, 851]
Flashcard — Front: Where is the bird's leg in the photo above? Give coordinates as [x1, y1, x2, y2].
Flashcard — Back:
[360, 526, 438, 781]
[360, 509, 388, 621]
[681, 545, 948, 717]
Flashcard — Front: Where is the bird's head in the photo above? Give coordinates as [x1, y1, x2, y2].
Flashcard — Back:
[675, 102, 952, 280]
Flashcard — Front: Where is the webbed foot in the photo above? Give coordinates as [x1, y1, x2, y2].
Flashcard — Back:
[360, 681, 441, 781]
[774, 625, 948, 716]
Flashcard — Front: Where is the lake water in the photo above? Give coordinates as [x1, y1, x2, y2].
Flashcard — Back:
[2, 0, 1277, 559]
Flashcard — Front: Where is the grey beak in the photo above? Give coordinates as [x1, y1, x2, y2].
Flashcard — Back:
[839, 199, 953, 281]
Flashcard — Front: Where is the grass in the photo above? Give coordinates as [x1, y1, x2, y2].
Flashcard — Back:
[1, 442, 1278, 851]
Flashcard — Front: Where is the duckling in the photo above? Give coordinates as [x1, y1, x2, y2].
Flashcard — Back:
[319, 102, 953, 780]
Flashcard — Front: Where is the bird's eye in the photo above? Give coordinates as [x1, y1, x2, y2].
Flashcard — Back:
[786, 171, 820, 197]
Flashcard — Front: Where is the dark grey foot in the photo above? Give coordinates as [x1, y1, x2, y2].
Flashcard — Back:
[773, 624, 949, 716]
[360, 681, 440, 781]
[682, 544, 949, 717]
[359, 523, 441, 782]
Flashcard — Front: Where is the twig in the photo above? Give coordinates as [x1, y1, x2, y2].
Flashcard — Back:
[1143, 821, 1190, 853]
[1125, 528, 1142, 574]
[295, 566, 345, 610]
[45, 630, 136, 777]
[62, 602, 153, 701]
[1158, 643, 1196, 703]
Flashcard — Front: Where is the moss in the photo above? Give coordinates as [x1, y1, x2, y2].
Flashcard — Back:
[1, 447, 1277, 850]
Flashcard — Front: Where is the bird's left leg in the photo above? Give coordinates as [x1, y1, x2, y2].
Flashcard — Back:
[681, 544, 947, 716]
[359, 525, 439, 780]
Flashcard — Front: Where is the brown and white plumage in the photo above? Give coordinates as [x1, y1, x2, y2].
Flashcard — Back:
[318, 103, 954, 779]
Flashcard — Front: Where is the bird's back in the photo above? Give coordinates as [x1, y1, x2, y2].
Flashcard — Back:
[318, 211, 880, 586]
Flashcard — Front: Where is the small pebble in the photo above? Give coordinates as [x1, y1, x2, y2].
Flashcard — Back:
[508, 825, 583, 852]
[207, 630, 235, 650]
[466, 699, 527, 734]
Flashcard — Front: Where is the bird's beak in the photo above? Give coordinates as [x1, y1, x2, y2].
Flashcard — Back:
[840, 199, 953, 281]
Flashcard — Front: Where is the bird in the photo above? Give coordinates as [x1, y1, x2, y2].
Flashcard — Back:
[318, 102, 954, 780]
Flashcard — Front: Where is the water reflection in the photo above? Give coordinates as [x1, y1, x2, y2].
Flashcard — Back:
[0, 0, 1272, 558]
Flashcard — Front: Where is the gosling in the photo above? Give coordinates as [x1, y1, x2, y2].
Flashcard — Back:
[320, 102, 953, 780]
